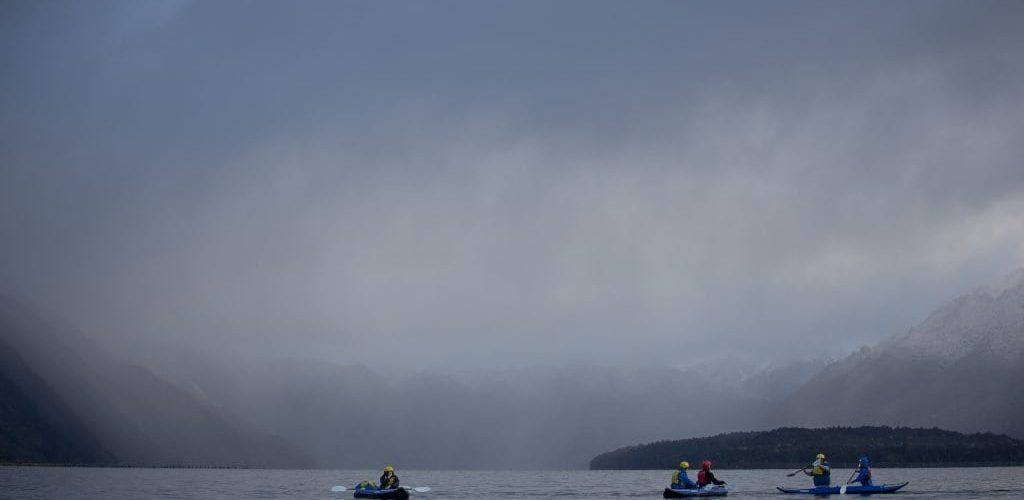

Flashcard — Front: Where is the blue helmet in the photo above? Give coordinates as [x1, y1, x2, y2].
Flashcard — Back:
[858, 456, 869, 466]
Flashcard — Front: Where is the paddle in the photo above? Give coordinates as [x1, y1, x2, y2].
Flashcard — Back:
[330, 485, 431, 493]
[786, 466, 810, 477]
[838, 469, 859, 494]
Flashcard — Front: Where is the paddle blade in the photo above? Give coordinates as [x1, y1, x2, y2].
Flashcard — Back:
[331, 486, 347, 492]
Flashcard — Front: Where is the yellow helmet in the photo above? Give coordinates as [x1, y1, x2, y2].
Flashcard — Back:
[680, 461, 690, 469]
[816, 453, 825, 459]
[383, 465, 394, 472]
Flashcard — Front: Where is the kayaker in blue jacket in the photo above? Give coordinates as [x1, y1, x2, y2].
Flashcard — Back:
[849, 456, 872, 487]
[379, 465, 400, 489]
[802, 453, 831, 487]
[670, 461, 697, 489]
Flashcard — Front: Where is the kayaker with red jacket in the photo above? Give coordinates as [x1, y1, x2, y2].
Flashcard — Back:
[849, 456, 872, 486]
[696, 460, 726, 488]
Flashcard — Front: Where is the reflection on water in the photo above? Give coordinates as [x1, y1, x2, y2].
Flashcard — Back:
[1, 466, 1022, 499]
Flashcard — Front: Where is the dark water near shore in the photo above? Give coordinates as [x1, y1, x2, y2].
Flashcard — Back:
[2, 467, 1022, 499]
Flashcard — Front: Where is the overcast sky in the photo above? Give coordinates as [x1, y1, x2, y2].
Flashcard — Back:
[2, 0, 1023, 369]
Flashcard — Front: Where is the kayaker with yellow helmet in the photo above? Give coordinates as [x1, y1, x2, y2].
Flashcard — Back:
[380, 465, 400, 489]
[670, 461, 697, 489]
[802, 453, 831, 487]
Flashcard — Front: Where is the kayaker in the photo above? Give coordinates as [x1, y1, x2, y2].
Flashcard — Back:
[696, 460, 726, 488]
[671, 461, 697, 489]
[849, 456, 872, 486]
[802, 453, 831, 487]
[380, 465, 400, 489]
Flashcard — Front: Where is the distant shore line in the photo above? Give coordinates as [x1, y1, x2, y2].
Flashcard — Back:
[589, 426, 1024, 470]
[3, 462, 1023, 470]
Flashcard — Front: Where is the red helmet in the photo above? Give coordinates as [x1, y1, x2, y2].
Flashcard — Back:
[702, 460, 711, 470]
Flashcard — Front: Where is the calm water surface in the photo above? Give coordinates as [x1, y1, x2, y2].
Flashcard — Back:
[2, 467, 1022, 499]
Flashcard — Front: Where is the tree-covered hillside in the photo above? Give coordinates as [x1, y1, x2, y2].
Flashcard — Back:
[590, 426, 1024, 469]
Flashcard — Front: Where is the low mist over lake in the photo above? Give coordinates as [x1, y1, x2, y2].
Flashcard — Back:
[3, 0, 1024, 474]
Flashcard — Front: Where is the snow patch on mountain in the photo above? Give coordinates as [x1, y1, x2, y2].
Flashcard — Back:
[889, 269, 1024, 363]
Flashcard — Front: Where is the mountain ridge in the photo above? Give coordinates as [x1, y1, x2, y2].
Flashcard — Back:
[773, 270, 1024, 438]
[3, 270, 1023, 468]
[0, 294, 314, 467]
[888, 268, 1024, 363]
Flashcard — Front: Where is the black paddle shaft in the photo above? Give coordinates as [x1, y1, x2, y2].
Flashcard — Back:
[786, 466, 810, 477]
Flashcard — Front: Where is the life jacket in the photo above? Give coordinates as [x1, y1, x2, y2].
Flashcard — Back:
[697, 469, 707, 486]
[812, 460, 830, 476]
[380, 473, 398, 488]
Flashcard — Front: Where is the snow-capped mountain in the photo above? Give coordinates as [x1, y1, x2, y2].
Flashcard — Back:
[775, 270, 1024, 438]
[889, 268, 1024, 362]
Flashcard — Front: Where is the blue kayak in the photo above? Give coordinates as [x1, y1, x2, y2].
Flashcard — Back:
[777, 482, 908, 495]
[663, 485, 729, 497]
[352, 487, 409, 499]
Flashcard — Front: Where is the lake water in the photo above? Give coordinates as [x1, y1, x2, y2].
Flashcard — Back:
[1, 467, 1022, 499]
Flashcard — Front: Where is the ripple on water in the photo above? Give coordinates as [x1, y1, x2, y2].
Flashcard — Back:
[1, 466, 1022, 499]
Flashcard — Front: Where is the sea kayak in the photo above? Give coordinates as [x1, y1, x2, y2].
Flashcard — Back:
[352, 487, 409, 499]
[663, 485, 729, 498]
[776, 482, 908, 495]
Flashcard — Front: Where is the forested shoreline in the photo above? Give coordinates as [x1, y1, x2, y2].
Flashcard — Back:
[590, 426, 1024, 470]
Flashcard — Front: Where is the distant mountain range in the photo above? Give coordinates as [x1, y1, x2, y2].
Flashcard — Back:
[2, 270, 1023, 468]
[773, 269, 1024, 438]
[592, 270, 1024, 469]
[589, 426, 1024, 469]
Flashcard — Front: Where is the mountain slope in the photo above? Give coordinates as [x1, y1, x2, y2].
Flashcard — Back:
[0, 335, 114, 464]
[0, 295, 314, 467]
[776, 270, 1024, 437]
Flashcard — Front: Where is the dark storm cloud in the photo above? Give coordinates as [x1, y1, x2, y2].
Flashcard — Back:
[2, 0, 1024, 368]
